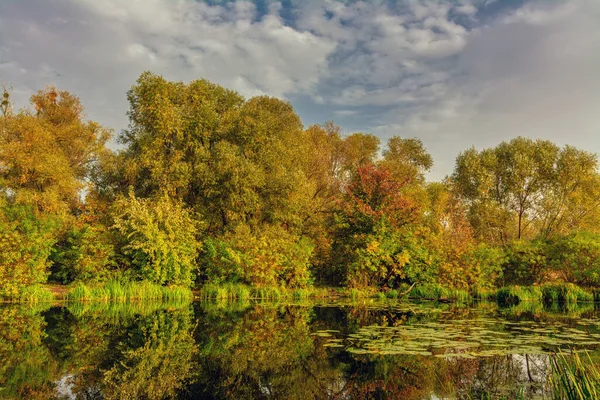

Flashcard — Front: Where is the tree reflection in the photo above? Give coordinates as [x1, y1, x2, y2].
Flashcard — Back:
[0, 305, 57, 399]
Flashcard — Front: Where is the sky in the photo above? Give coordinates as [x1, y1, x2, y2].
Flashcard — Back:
[1, 0, 599, 180]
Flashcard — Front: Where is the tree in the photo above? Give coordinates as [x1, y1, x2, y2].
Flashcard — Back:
[453, 137, 600, 243]
[0, 87, 111, 215]
[331, 164, 421, 287]
[382, 136, 433, 185]
[0, 202, 58, 297]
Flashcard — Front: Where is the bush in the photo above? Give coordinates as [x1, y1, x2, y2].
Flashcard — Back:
[503, 240, 547, 285]
[0, 203, 58, 298]
[200, 224, 313, 288]
[546, 232, 600, 286]
[112, 192, 199, 288]
[50, 222, 116, 283]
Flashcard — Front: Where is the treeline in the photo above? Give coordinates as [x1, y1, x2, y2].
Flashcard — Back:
[1, 72, 600, 298]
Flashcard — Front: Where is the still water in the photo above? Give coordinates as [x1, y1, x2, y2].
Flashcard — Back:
[1, 300, 600, 399]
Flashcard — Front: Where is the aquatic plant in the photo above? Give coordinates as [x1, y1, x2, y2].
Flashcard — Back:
[540, 282, 594, 305]
[66, 280, 192, 302]
[549, 351, 600, 399]
[496, 285, 543, 305]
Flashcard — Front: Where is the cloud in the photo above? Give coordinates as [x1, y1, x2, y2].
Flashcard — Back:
[0, 0, 336, 132]
[1, 0, 599, 181]
[372, 0, 600, 178]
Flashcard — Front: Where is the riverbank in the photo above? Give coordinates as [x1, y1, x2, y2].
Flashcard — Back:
[3, 281, 600, 307]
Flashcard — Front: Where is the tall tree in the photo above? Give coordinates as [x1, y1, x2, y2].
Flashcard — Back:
[453, 137, 600, 243]
[0, 87, 110, 215]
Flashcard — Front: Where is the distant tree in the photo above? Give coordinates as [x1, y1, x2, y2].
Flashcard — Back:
[453, 137, 600, 243]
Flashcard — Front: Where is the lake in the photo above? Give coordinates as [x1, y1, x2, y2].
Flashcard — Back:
[1, 299, 600, 399]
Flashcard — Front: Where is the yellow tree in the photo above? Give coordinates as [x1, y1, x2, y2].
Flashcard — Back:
[0, 87, 111, 215]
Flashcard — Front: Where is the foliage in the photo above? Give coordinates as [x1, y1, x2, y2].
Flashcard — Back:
[112, 192, 199, 287]
[331, 164, 426, 288]
[453, 138, 600, 243]
[201, 224, 313, 288]
[546, 231, 600, 286]
[0, 87, 110, 215]
[0, 203, 58, 298]
[50, 221, 116, 284]
[503, 240, 547, 285]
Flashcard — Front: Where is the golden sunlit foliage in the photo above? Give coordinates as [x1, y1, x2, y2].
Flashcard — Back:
[1, 73, 600, 297]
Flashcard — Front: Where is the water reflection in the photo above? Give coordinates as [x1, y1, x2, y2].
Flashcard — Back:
[0, 300, 599, 399]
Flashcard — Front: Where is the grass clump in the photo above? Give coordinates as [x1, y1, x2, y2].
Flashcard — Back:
[199, 283, 331, 301]
[15, 285, 54, 303]
[541, 282, 594, 305]
[67, 280, 192, 302]
[496, 285, 542, 305]
[549, 351, 600, 399]
[198, 283, 252, 301]
[409, 283, 471, 302]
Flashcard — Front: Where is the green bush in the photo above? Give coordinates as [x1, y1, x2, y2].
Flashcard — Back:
[546, 232, 600, 286]
[50, 222, 116, 283]
[0, 203, 58, 298]
[200, 224, 313, 288]
[503, 240, 547, 285]
[112, 192, 199, 288]
[463, 243, 506, 290]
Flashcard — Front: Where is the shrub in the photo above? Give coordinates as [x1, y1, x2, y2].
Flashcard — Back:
[503, 240, 547, 285]
[546, 232, 600, 286]
[201, 224, 313, 288]
[112, 192, 199, 288]
[0, 203, 58, 298]
[50, 222, 116, 283]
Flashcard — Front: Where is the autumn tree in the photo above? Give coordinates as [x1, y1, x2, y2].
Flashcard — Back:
[330, 164, 424, 288]
[0, 87, 111, 215]
[453, 137, 600, 243]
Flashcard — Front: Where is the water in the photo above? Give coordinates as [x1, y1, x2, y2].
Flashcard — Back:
[1, 300, 600, 399]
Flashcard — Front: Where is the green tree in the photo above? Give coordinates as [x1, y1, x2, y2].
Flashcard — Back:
[0, 203, 58, 298]
[453, 137, 600, 243]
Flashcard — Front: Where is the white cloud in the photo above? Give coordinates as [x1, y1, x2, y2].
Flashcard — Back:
[0, 0, 598, 182]
[0, 0, 336, 131]
[373, 0, 600, 179]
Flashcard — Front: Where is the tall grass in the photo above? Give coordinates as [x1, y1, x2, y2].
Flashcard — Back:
[549, 351, 600, 399]
[409, 283, 471, 302]
[67, 280, 192, 303]
[198, 283, 330, 301]
[14, 285, 54, 303]
[496, 285, 543, 305]
[541, 283, 594, 305]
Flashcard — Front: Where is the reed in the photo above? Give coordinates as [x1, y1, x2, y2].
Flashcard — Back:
[496, 285, 543, 305]
[540, 282, 594, 305]
[15, 285, 54, 303]
[549, 351, 600, 399]
[66, 280, 192, 302]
